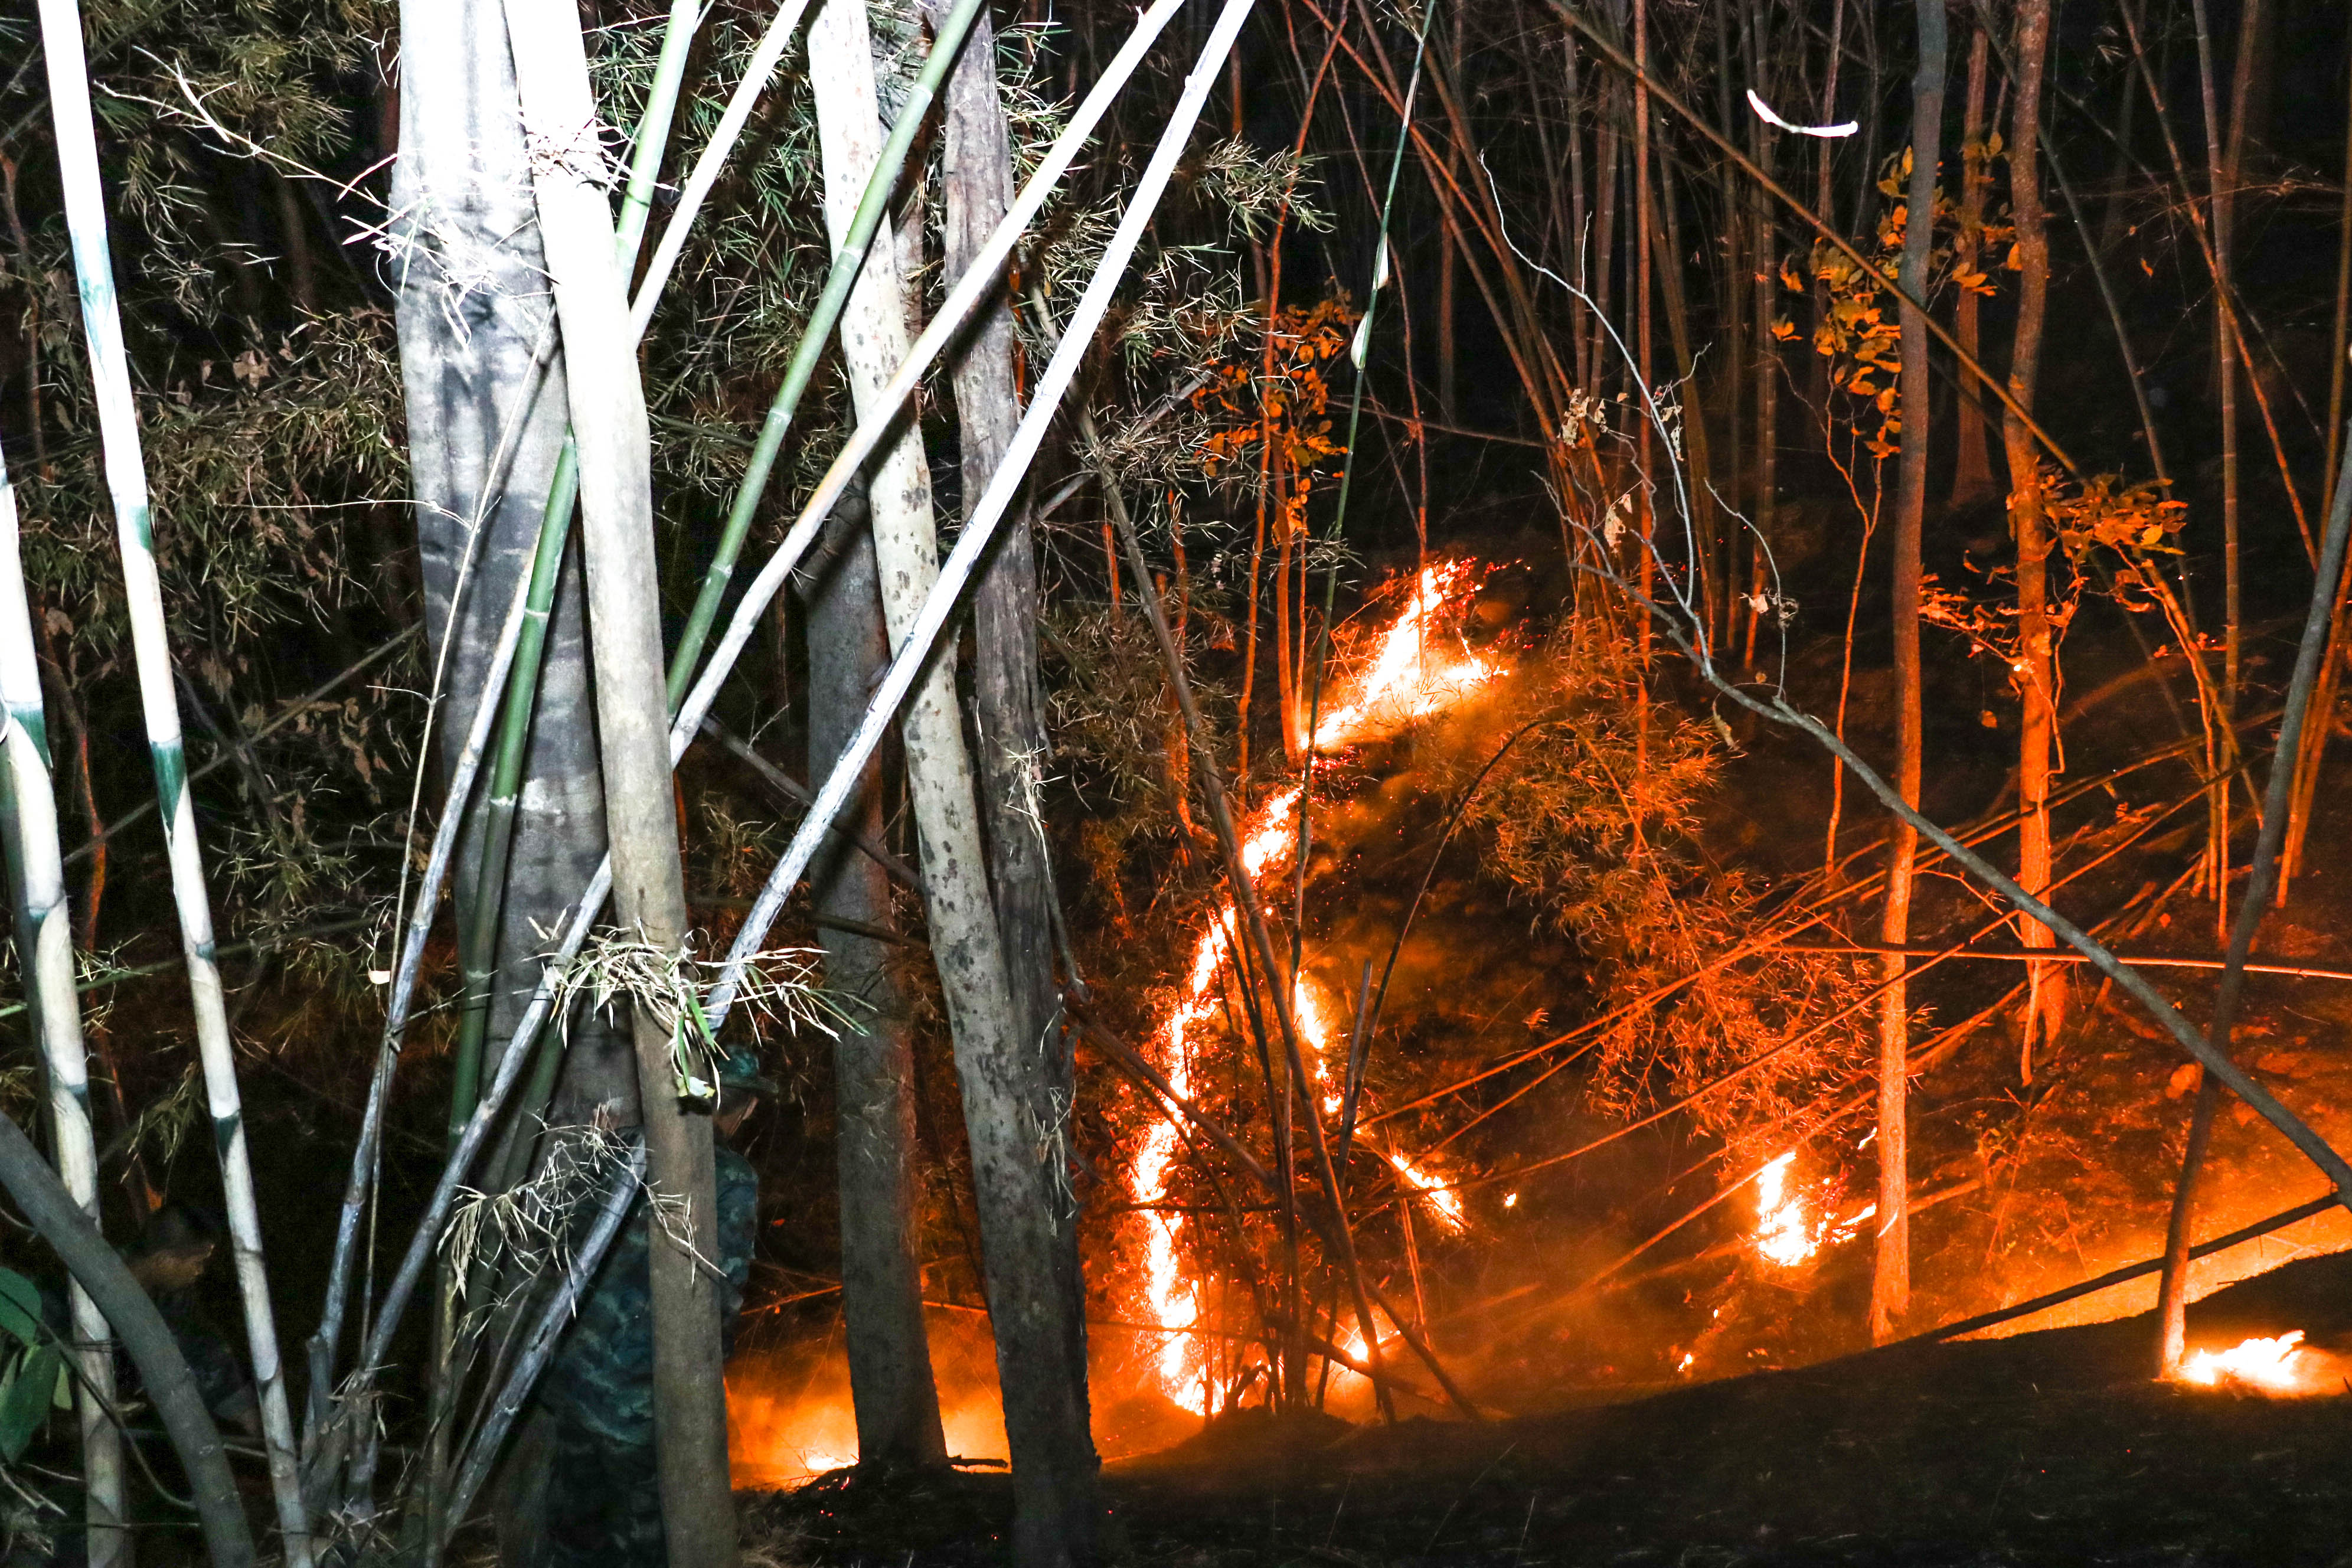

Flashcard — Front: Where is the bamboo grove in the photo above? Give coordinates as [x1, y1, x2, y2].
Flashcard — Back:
[0, 0, 2345, 1562]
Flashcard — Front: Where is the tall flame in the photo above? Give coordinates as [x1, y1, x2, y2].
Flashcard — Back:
[1754, 1154, 1817, 1268]
[1126, 563, 1502, 1408]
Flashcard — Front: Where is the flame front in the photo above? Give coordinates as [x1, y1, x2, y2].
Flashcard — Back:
[1753, 1153, 1818, 1267]
[1126, 563, 1502, 1409]
[1311, 562, 1501, 750]
[2178, 1331, 2308, 1393]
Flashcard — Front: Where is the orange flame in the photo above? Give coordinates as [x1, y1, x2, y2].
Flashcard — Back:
[1753, 1154, 1817, 1267]
[2178, 1332, 2308, 1393]
[1125, 563, 1502, 1408]
[1311, 563, 1501, 751]
[1386, 1149, 1466, 1233]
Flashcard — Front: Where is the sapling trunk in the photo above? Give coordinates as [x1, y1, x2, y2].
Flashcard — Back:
[2189, 0, 2240, 727]
[34, 0, 312, 1547]
[1952, 21, 1994, 504]
[2280, 14, 2352, 887]
[0, 451, 123, 1568]
[2002, 0, 2063, 1070]
[1871, 0, 1943, 1347]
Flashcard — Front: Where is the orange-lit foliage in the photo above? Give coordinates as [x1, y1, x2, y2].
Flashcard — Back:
[1192, 297, 1360, 539]
[1781, 146, 2007, 459]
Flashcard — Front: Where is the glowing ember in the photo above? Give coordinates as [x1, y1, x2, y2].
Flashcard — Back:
[2178, 1332, 2308, 1392]
[1753, 1153, 1817, 1267]
[1502, 1192, 1519, 1208]
[1386, 1148, 1466, 1233]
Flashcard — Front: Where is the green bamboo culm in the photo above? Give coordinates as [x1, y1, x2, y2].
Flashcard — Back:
[31, 0, 315, 1555]
[665, 0, 994, 709]
[0, 444, 127, 1568]
[444, 446, 580, 1144]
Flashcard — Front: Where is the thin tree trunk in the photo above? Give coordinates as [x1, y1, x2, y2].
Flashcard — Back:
[1809, 0, 1846, 416]
[34, 0, 313, 1547]
[2003, 0, 2062, 1073]
[2190, 0, 2240, 718]
[1952, 21, 1994, 504]
[0, 455, 124, 1567]
[2283, 21, 2352, 888]
[1436, 0, 1461, 422]
[1564, 30, 1592, 395]
[502, 0, 735, 1561]
[1746, 4, 1778, 665]
[1873, 0, 1943, 1347]
[1711, 0, 1743, 613]
[805, 3, 1102, 1557]
[801, 490, 948, 1469]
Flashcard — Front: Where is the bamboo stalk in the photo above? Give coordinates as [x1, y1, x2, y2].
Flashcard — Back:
[317, 0, 1200, 1474]
[33, 0, 312, 1549]
[503, 0, 734, 1549]
[0, 445, 123, 1567]
[662, 0, 993, 707]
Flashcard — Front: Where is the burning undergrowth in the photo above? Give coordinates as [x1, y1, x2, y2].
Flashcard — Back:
[1054, 558, 1896, 1430]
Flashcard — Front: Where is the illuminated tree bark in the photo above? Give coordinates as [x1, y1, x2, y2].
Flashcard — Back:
[802, 489, 948, 1470]
[926, 0, 1092, 1433]
[1871, 0, 1944, 1348]
[1952, 20, 1995, 504]
[805, 3, 1103, 1556]
[2002, 0, 2063, 1073]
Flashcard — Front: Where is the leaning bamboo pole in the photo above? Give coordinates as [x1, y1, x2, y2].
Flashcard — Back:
[0, 447, 123, 1568]
[31, 0, 313, 1553]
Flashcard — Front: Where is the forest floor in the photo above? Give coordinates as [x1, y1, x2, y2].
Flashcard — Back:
[744, 1246, 2352, 1567]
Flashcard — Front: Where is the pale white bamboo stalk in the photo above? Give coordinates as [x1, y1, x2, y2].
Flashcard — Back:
[706, 0, 1255, 1019]
[0, 450, 124, 1567]
[31, 0, 312, 1556]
